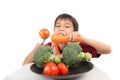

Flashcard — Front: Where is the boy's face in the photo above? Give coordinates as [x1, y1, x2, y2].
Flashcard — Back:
[54, 19, 74, 36]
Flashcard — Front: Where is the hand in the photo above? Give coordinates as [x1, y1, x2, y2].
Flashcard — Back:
[67, 31, 81, 41]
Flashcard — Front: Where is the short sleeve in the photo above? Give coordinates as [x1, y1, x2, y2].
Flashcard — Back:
[79, 43, 101, 58]
[45, 42, 52, 46]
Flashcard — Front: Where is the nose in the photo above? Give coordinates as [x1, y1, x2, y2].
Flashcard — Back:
[57, 26, 66, 35]
[59, 26, 64, 31]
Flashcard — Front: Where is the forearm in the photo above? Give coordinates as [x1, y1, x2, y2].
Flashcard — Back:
[22, 50, 35, 65]
[22, 43, 41, 66]
[81, 37, 112, 54]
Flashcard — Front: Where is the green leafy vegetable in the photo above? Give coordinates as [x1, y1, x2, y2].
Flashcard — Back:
[62, 42, 92, 68]
[33, 46, 61, 68]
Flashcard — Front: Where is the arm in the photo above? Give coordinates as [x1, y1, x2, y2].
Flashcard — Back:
[81, 37, 112, 54]
[22, 43, 41, 66]
[67, 31, 112, 54]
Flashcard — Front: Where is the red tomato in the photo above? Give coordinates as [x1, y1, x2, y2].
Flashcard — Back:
[43, 62, 59, 76]
[39, 28, 50, 39]
[58, 63, 69, 75]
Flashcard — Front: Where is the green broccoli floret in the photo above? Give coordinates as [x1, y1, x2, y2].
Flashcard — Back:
[33, 46, 61, 68]
[53, 56, 61, 64]
[79, 52, 92, 62]
[62, 42, 82, 68]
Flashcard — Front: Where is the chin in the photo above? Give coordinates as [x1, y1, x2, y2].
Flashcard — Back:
[58, 42, 67, 47]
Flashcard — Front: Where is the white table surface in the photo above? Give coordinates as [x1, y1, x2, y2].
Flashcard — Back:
[4, 63, 111, 80]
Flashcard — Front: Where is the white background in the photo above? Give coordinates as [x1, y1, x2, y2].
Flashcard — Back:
[0, 0, 120, 80]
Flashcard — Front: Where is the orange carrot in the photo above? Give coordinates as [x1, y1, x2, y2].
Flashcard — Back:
[51, 34, 81, 43]
[53, 42, 61, 55]
[51, 34, 82, 55]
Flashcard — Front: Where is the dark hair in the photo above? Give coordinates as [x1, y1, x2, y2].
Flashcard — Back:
[54, 13, 79, 31]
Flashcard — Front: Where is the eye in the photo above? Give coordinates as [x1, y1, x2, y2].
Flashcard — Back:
[65, 25, 70, 28]
[55, 25, 60, 28]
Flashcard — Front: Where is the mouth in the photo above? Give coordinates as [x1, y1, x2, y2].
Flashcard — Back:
[58, 33, 65, 36]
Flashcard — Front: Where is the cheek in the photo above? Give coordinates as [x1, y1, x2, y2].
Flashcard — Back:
[54, 29, 58, 33]
[65, 29, 74, 34]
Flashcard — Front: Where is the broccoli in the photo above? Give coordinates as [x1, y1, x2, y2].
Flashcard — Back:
[62, 42, 83, 68]
[79, 52, 92, 62]
[33, 46, 61, 68]
[62, 42, 92, 68]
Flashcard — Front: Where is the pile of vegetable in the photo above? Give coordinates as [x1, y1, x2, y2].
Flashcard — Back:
[62, 42, 92, 68]
[33, 42, 92, 76]
[33, 46, 61, 68]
